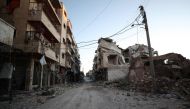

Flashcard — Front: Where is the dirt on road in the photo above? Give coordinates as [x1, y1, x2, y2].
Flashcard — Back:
[38, 83, 189, 109]
[0, 83, 189, 109]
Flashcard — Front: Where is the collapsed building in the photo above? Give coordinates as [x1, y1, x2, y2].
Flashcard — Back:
[122, 44, 158, 82]
[93, 38, 128, 81]
[123, 44, 190, 94]
[122, 44, 158, 63]
[123, 44, 190, 82]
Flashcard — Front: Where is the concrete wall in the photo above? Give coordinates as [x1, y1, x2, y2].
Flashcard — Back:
[107, 65, 129, 81]
[0, 18, 14, 46]
[10, 0, 29, 51]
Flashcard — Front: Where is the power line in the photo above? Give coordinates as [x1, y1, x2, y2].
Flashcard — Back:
[107, 14, 141, 38]
[77, 0, 113, 36]
[15, 10, 142, 49]
[77, 26, 136, 48]
[77, 39, 98, 44]
[77, 13, 141, 45]
[79, 46, 97, 50]
[115, 30, 143, 42]
[78, 42, 97, 48]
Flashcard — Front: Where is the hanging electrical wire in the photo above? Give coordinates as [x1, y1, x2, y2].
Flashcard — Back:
[77, 13, 141, 45]
[107, 14, 141, 38]
[77, 39, 98, 44]
[77, 0, 113, 36]
[78, 42, 97, 48]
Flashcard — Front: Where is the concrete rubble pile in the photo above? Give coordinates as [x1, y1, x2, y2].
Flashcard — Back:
[128, 52, 190, 97]
[96, 43, 190, 98]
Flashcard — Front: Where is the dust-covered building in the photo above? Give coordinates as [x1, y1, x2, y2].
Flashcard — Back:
[122, 44, 158, 63]
[93, 38, 128, 81]
[0, 18, 15, 95]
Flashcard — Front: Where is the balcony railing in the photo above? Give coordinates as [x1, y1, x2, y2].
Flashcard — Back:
[65, 58, 71, 68]
[50, 0, 62, 8]
[28, 2, 61, 42]
[25, 31, 42, 41]
[25, 31, 59, 62]
[29, 2, 43, 11]
[46, 0, 61, 23]
[44, 46, 59, 62]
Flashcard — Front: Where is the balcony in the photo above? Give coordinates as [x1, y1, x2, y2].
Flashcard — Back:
[70, 45, 75, 54]
[65, 57, 71, 68]
[24, 31, 42, 53]
[28, 3, 61, 42]
[66, 62, 71, 68]
[66, 35, 72, 44]
[45, 0, 62, 24]
[66, 46, 71, 55]
[35, 0, 61, 24]
[50, 0, 62, 8]
[44, 46, 59, 62]
[25, 31, 59, 62]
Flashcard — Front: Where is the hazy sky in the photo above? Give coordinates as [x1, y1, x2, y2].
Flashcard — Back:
[62, 0, 190, 73]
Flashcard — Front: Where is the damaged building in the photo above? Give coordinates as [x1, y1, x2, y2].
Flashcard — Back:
[65, 20, 81, 83]
[0, 18, 15, 95]
[123, 44, 190, 94]
[122, 44, 158, 82]
[93, 38, 128, 81]
[122, 44, 158, 63]
[0, 0, 81, 91]
[122, 44, 190, 83]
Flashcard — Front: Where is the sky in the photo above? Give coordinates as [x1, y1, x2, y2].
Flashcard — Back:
[62, 0, 190, 73]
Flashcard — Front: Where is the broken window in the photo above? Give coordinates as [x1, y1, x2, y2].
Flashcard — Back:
[63, 23, 66, 29]
[62, 53, 65, 59]
[108, 55, 117, 65]
[125, 58, 129, 63]
[63, 38, 66, 44]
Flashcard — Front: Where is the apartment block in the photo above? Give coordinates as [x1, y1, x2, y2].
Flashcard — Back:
[0, 0, 80, 91]
[65, 20, 81, 82]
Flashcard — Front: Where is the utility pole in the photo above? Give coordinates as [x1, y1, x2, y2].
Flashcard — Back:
[139, 6, 156, 90]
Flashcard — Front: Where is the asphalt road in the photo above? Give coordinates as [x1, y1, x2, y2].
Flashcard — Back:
[37, 83, 188, 109]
